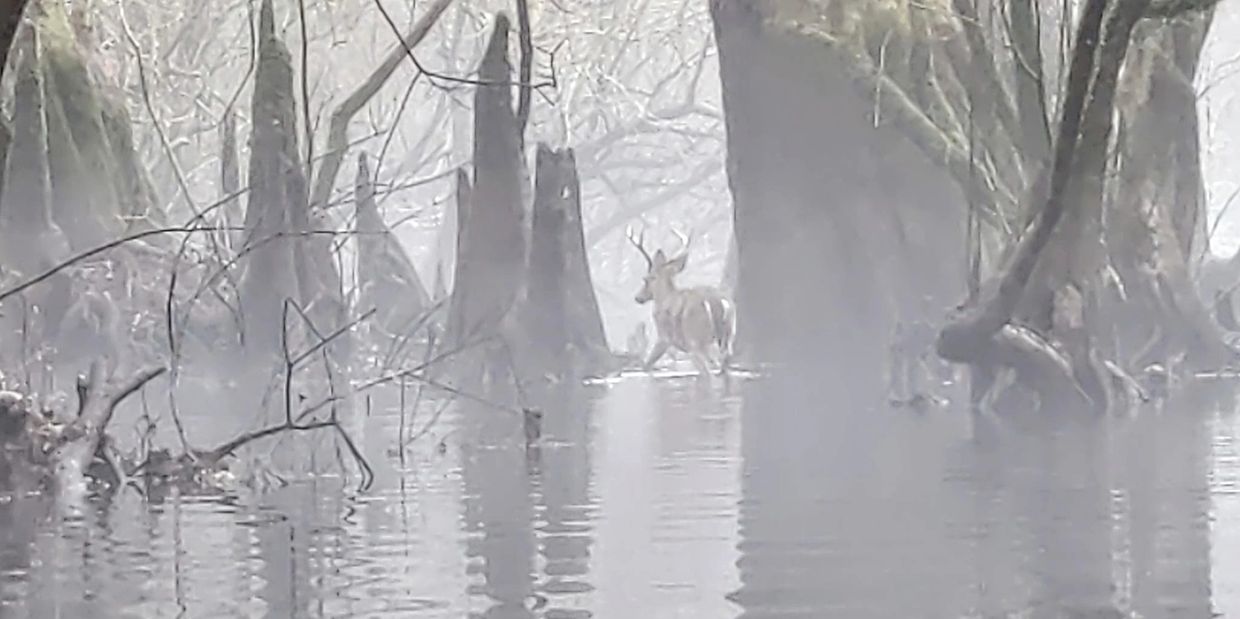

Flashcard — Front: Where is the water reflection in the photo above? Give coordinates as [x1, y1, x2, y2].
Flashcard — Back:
[0, 373, 1236, 617]
[732, 373, 1220, 617]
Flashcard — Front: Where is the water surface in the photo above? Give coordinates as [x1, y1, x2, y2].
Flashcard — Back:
[2, 372, 1239, 618]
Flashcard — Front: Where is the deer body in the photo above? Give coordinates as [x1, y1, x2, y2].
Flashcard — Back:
[629, 228, 736, 378]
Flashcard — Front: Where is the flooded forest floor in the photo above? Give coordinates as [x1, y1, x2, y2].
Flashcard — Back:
[3, 364, 1240, 618]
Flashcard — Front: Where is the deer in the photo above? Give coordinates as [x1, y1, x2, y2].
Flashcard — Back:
[627, 226, 736, 378]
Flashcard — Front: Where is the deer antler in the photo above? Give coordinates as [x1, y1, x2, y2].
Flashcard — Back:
[670, 227, 695, 260]
[627, 225, 654, 268]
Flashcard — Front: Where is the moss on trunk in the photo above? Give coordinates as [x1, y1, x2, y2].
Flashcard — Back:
[37, 0, 124, 249]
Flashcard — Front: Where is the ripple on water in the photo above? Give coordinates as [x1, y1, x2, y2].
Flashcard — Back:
[4, 378, 1240, 617]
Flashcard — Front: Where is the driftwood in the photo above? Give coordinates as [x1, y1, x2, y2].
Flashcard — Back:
[0, 362, 163, 496]
[51, 363, 165, 493]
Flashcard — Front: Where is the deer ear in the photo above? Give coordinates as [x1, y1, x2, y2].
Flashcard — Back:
[652, 249, 668, 266]
[667, 253, 688, 273]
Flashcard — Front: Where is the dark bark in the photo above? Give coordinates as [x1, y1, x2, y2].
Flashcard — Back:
[445, 14, 525, 358]
[39, 0, 125, 250]
[515, 145, 610, 381]
[515, 0, 532, 137]
[353, 152, 430, 338]
[0, 24, 70, 283]
[220, 108, 243, 248]
[557, 148, 610, 371]
[711, 0, 963, 377]
[0, 0, 29, 85]
[937, 0, 1112, 361]
[516, 145, 570, 381]
[240, 0, 302, 353]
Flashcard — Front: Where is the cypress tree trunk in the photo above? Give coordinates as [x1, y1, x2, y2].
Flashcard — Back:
[38, 0, 124, 250]
[353, 153, 430, 340]
[710, 0, 963, 386]
[240, 0, 302, 356]
[0, 24, 71, 337]
[444, 14, 526, 387]
[558, 147, 611, 372]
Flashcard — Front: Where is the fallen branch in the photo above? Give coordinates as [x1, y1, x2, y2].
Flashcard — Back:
[50, 363, 166, 492]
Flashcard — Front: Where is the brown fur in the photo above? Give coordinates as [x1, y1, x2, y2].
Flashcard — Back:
[634, 247, 736, 377]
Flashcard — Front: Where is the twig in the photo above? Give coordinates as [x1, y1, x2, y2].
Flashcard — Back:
[371, 0, 555, 91]
[516, 0, 534, 135]
[297, 0, 314, 182]
[0, 224, 247, 305]
[309, 0, 453, 210]
[297, 336, 486, 422]
[404, 395, 454, 446]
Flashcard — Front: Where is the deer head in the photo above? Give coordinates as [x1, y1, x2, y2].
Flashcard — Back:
[628, 226, 691, 305]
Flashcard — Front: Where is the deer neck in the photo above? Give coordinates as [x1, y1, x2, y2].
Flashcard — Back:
[651, 278, 683, 310]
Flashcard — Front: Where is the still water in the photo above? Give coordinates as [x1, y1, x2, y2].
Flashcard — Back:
[3, 370, 1240, 618]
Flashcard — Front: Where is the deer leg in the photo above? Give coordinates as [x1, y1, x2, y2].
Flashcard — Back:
[691, 351, 711, 380]
[643, 340, 670, 371]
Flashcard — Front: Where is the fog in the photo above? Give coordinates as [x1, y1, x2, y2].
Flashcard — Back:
[0, 0, 1239, 617]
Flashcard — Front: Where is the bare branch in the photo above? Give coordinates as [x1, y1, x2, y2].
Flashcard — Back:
[309, 0, 453, 210]
[1147, 0, 1221, 18]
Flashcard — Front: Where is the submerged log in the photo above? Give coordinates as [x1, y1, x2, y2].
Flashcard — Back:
[0, 363, 163, 496]
[51, 364, 165, 496]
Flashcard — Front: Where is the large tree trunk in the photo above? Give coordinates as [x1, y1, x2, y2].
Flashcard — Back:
[353, 153, 430, 340]
[239, 0, 350, 418]
[38, 0, 126, 250]
[0, 23, 71, 346]
[240, 0, 302, 356]
[557, 148, 611, 373]
[0, 2, 27, 83]
[1111, 15, 1228, 369]
[710, 0, 964, 388]
[512, 145, 611, 385]
[713, 0, 1222, 413]
[514, 145, 571, 383]
[444, 14, 526, 387]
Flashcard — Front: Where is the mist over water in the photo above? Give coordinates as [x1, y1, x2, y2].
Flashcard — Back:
[1, 366, 1238, 618]
[2, 0, 1240, 617]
